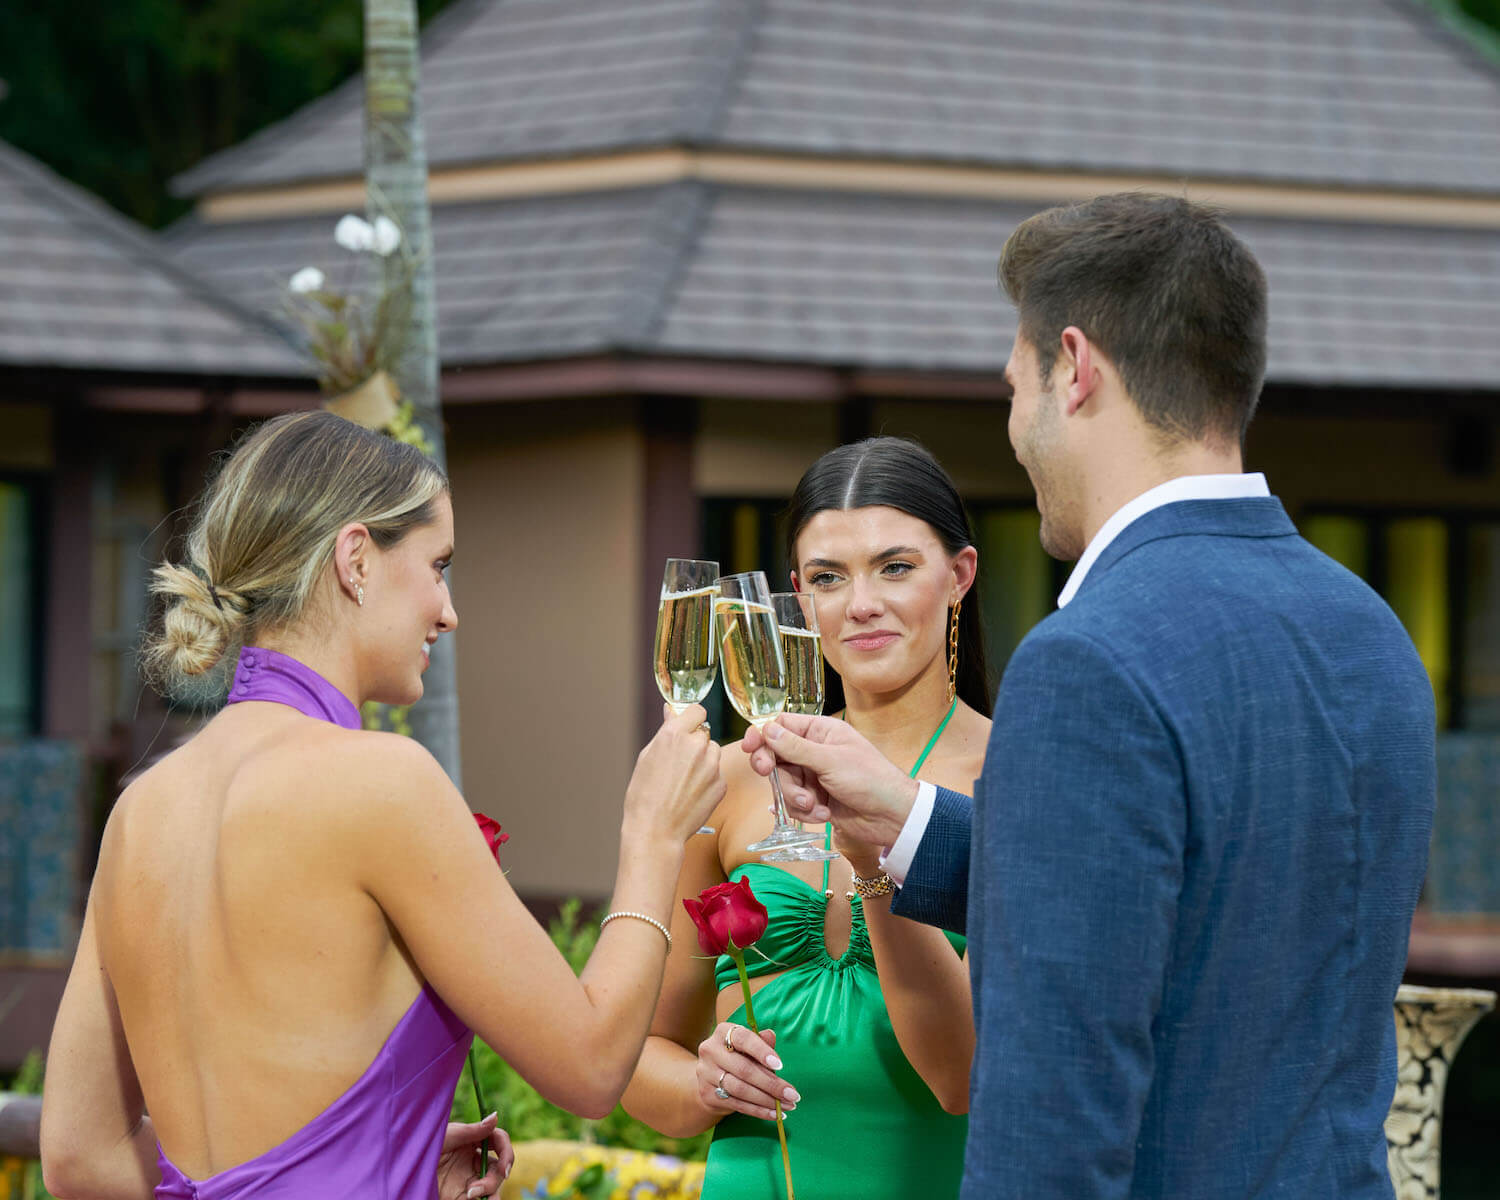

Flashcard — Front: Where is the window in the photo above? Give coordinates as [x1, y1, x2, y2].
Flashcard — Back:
[1302, 511, 1500, 730]
[0, 478, 40, 737]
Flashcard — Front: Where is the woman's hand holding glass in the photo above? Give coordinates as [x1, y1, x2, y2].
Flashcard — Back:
[624, 704, 726, 846]
[697, 1020, 800, 1123]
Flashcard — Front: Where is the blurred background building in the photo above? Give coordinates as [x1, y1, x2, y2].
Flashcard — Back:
[4, 4, 1500, 1167]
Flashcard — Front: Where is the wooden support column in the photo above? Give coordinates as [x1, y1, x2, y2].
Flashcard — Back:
[639, 397, 700, 748]
[838, 394, 873, 446]
[42, 418, 91, 741]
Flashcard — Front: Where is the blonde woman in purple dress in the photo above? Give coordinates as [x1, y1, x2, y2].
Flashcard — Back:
[41, 412, 725, 1199]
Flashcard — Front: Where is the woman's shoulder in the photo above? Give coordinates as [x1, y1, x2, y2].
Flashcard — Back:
[303, 726, 456, 817]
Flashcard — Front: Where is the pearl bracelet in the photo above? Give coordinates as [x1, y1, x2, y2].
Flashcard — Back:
[600, 910, 672, 949]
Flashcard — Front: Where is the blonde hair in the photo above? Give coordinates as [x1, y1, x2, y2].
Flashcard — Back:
[143, 410, 448, 699]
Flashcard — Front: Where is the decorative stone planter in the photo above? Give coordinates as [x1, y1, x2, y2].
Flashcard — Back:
[1386, 984, 1495, 1198]
[323, 368, 400, 431]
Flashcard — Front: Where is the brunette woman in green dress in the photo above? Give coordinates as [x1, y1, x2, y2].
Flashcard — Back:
[623, 438, 992, 1199]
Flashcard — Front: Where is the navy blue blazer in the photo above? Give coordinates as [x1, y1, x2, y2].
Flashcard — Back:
[892, 497, 1434, 1199]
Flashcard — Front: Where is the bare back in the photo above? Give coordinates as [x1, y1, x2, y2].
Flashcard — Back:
[94, 704, 424, 1179]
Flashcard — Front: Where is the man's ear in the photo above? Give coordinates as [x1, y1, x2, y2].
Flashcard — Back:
[1058, 325, 1101, 417]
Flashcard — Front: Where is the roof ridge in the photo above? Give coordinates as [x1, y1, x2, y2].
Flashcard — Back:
[0, 139, 304, 372]
[172, 0, 499, 198]
[612, 182, 715, 350]
[678, 0, 768, 143]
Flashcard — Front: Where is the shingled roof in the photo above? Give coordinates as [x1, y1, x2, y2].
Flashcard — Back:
[175, 0, 1500, 197]
[165, 0, 1500, 390]
[168, 181, 1500, 388]
[0, 140, 303, 377]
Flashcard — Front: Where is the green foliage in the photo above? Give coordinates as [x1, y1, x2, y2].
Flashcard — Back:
[1423, 0, 1500, 64]
[361, 700, 413, 736]
[531, 1161, 611, 1200]
[1458, 0, 1500, 30]
[1, 1051, 53, 1199]
[386, 400, 434, 455]
[451, 899, 711, 1162]
[0, 0, 461, 228]
[5, 1048, 45, 1094]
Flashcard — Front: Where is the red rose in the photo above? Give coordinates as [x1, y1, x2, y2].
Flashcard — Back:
[474, 812, 508, 861]
[683, 877, 769, 956]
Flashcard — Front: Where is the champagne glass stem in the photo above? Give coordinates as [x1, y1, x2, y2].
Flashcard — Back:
[668, 701, 716, 836]
[767, 762, 792, 827]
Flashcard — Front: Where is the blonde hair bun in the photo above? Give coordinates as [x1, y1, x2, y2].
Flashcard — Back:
[141, 411, 447, 703]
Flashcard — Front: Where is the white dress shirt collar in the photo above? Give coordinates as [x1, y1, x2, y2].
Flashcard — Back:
[1056, 473, 1270, 608]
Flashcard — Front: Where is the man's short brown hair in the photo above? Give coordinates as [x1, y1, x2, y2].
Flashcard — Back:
[998, 192, 1268, 446]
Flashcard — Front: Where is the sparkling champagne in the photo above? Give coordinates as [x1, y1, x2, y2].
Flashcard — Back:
[780, 626, 824, 715]
[654, 586, 717, 708]
[715, 597, 786, 725]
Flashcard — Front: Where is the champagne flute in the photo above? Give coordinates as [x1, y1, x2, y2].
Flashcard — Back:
[654, 558, 720, 835]
[761, 591, 837, 863]
[715, 572, 820, 853]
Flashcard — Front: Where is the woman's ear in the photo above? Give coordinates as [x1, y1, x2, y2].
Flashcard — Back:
[333, 522, 372, 603]
[790, 569, 802, 592]
[952, 545, 978, 604]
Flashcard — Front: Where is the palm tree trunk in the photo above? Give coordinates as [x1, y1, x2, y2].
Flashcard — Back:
[363, 0, 462, 786]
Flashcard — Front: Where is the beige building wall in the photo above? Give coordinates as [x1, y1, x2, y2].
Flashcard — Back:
[445, 401, 644, 900]
[694, 399, 839, 497]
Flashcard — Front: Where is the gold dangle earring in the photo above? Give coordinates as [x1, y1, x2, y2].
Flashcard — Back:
[947, 597, 961, 705]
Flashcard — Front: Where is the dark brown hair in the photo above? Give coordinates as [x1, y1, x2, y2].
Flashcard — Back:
[784, 437, 992, 716]
[998, 192, 1268, 446]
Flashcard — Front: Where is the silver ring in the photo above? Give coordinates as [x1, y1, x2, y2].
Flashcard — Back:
[698, 721, 712, 734]
[714, 1085, 731, 1101]
[724, 1026, 735, 1052]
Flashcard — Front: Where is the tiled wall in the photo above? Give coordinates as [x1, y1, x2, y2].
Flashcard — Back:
[1427, 734, 1500, 914]
[0, 740, 82, 957]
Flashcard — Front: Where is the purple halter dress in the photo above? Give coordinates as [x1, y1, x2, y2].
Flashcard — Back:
[153, 646, 474, 1200]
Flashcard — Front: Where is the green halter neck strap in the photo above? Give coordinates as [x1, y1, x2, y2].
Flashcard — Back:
[824, 696, 959, 890]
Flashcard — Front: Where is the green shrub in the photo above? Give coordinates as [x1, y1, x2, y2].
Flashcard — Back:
[2, 1050, 54, 1200]
[450, 898, 711, 1161]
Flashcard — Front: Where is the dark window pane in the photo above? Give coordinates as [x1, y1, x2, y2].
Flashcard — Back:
[1464, 523, 1500, 731]
[974, 507, 1051, 676]
[0, 483, 35, 736]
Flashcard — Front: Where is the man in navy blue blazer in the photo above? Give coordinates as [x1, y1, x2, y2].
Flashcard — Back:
[747, 193, 1435, 1198]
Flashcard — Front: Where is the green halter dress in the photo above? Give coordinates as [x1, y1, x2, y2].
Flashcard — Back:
[701, 705, 968, 1200]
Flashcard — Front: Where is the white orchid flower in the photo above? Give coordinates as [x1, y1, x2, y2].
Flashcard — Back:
[372, 216, 402, 256]
[334, 214, 375, 252]
[288, 266, 326, 294]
